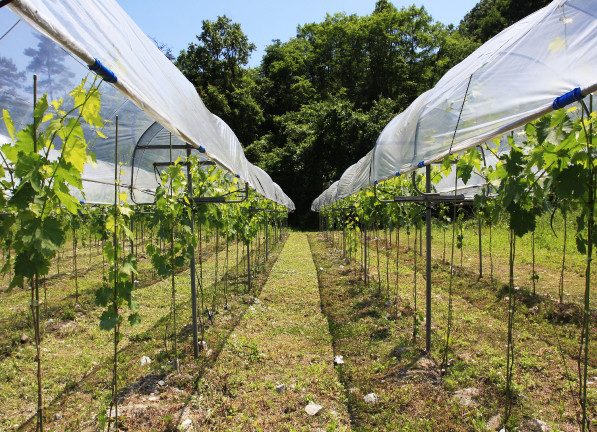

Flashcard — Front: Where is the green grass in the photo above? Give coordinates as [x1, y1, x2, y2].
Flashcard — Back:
[189, 232, 350, 432]
[0, 228, 286, 431]
[430, 210, 594, 305]
[1, 221, 595, 431]
[313, 222, 596, 431]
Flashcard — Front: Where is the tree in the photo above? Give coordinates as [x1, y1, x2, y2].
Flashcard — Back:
[24, 33, 75, 100]
[258, 38, 316, 119]
[363, 4, 447, 106]
[459, 0, 551, 43]
[177, 15, 255, 87]
[177, 15, 262, 144]
[259, 3, 474, 113]
[0, 56, 25, 91]
[150, 37, 175, 61]
[247, 96, 398, 226]
[0, 57, 27, 129]
[251, 2, 477, 224]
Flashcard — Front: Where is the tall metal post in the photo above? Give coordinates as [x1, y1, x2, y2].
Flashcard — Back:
[265, 214, 269, 261]
[186, 146, 199, 358]
[364, 224, 368, 286]
[247, 242, 251, 292]
[342, 212, 346, 259]
[478, 215, 483, 278]
[425, 164, 432, 353]
[129, 215, 134, 260]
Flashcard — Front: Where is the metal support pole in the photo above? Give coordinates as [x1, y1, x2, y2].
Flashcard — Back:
[342, 212, 346, 259]
[478, 215, 483, 278]
[247, 242, 251, 292]
[420, 224, 423, 256]
[265, 216, 269, 261]
[129, 216, 135, 287]
[425, 164, 432, 353]
[364, 224, 368, 286]
[129, 216, 134, 260]
[186, 147, 199, 358]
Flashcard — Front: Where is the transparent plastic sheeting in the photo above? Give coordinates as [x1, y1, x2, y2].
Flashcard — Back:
[312, 0, 597, 211]
[130, 121, 294, 208]
[311, 130, 517, 211]
[2, 0, 294, 210]
[43, 149, 157, 205]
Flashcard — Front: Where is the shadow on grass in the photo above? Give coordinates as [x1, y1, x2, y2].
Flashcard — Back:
[16, 234, 289, 431]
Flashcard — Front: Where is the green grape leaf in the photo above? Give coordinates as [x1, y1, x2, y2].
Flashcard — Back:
[8, 274, 23, 291]
[19, 217, 64, 257]
[95, 283, 113, 307]
[14, 153, 44, 190]
[120, 258, 138, 276]
[535, 115, 552, 145]
[14, 125, 35, 155]
[13, 251, 50, 279]
[1, 143, 18, 163]
[55, 161, 83, 189]
[2, 109, 15, 142]
[55, 189, 80, 214]
[33, 94, 49, 129]
[576, 233, 587, 255]
[35, 217, 65, 255]
[457, 159, 474, 184]
[146, 243, 156, 256]
[103, 241, 115, 262]
[128, 312, 141, 326]
[129, 297, 139, 312]
[87, 152, 97, 168]
[99, 309, 119, 331]
[552, 164, 588, 200]
[507, 202, 536, 237]
[550, 108, 568, 129]
[60, 122, 87, 172]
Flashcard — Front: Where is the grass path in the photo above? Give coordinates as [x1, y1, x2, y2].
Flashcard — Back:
[191, 232, 351, 431]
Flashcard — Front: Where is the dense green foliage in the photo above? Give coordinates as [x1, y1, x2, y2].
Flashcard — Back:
[459, 0, 551, 42]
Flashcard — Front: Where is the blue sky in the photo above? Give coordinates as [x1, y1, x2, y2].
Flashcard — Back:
[119, 0, 480, 67]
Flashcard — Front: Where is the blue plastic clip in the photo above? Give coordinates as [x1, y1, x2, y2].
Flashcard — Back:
[374, 180, 378, 185]
[552, 87, 582, 110]
[88, 58, 117, 83]
[417, 161, 425, 168]
[198, 146, 206, 153]
[395, 171, 400, 177]
[79, 200, 85, 204]
[235, 174, 240, 178]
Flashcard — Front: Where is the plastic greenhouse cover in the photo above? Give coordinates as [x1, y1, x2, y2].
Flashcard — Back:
[2, 0, 293, 210]
[312, 0, 597, 211]
[130, 121, 295, 209]
[311, 132, 516, 210]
